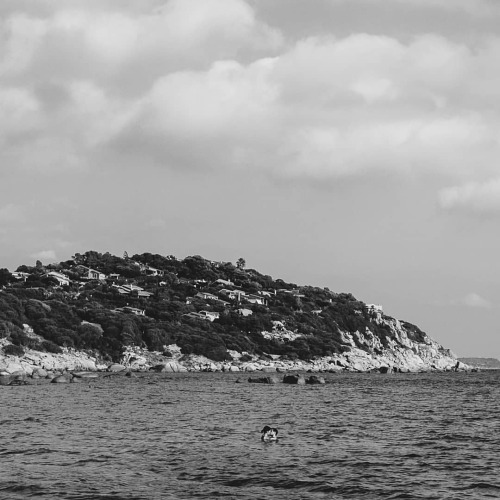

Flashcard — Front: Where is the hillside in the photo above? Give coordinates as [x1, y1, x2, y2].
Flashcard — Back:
[0, 251, 466, 373]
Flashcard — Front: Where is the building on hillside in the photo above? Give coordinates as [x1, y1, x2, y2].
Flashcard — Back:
[198, 310, 220, 322]
[366, 304, 383, 313]
[75, 265, 106, 281]
[112, 284, 148, 296]
[196, 291, 219, 301]
[132, 261, 164, 276]
[215, 278, 234, 286]
[245, 294, 267, 305]
[45, 271, 70, 286]
[114, 306, 145, 316]
[237, 308, 253, 317]
[220, 289, 245, 301]
[12, 272, 30, 281]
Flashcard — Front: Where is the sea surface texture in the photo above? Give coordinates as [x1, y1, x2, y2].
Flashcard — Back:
[1, 371, 499, 499]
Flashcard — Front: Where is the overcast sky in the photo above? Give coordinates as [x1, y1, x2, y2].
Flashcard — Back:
[1, 0, 500, 358]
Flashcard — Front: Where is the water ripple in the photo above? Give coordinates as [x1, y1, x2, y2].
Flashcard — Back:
[1, 371, 499, 499]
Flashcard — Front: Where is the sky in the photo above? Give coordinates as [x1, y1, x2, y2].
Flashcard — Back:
[1, 0, 500, 359]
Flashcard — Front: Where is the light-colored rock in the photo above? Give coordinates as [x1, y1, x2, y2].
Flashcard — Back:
[241, 363, 257, 372]
[107, 364, 126, 372]
[150, 361, 187, 373]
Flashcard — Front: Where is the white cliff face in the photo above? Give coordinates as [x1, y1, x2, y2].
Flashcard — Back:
[261, 321, 302, 342]
[343, 316, 460, 372]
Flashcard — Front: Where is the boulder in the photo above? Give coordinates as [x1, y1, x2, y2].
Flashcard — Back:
[248, 375, 280, 384]
[51, 375, 69, 384]
[72, 372, 98, 379]
[306, 375, 326, 385]
[3, 362, 25, 375]
[0, 375, 11, 386]
[241, 363, 257, 372]
[70, 376, 82, 383]
[33, 368, 48, 378]
[150, 361, 187, 373]
[283, 374, 306, 385]
[261, 366, 276, 373]
[10, 370, 27, 380]
[228, 365, 240, 372]
[107, 364, 126, 372]
[379, 365, 392, 374]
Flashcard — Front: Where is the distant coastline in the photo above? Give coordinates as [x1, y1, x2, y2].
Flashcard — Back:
[458, 357, 500, 370]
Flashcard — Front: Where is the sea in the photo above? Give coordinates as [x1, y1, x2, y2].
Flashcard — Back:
[1, 371, 499, 500]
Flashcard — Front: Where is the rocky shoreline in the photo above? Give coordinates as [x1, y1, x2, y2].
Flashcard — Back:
[0, 334, 473, 386]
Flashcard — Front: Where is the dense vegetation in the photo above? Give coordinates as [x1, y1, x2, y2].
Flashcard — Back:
[0, 251, 426, 362]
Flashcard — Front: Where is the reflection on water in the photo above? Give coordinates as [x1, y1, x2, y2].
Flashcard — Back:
[1, 371, 500, 499]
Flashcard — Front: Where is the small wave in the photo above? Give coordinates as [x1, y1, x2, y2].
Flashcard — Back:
[452, 482, 500, 491]
[0, 447, 57, 456]
[0, 482, 46, 495]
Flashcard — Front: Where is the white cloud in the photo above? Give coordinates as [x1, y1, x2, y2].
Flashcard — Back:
[439, 178, 500, 214]
[461, 293, 492, 308]
[2, 1, 500, 190]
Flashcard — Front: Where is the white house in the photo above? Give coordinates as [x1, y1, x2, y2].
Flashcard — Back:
[237, 308, 253, 317]
[199, 310, 220, 322]
[245, 294, 267, 305]
[114, 306, 145, 316]
[215, 278, 234, 286]
[75, 265, 106, 280]
[12, 272, 30, 281]
[366, 304, 383, 313]
[196, 291, 219, 301]
[45, 271, 70, 286]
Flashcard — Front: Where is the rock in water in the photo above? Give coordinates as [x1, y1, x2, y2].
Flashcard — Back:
[306, 375, 325, 384]
[248, 375, 280, 384]
[283, 374, 306, 385]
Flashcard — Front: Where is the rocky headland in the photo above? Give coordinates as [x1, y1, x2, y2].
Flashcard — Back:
[0, 251, 473, 385]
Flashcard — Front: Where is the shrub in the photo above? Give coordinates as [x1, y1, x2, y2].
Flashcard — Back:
[3, 344, 25, 356]
[41, 340, 63, 354]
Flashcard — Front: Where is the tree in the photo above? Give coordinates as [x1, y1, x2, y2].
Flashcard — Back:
[236, 258, 246, 270]
[0, 268, 13, 286]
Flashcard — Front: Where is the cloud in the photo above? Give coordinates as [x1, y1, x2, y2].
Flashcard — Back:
[2, 1, 500, 189]
[113, 31, 500, 182]
[439, 178, 500, 214]
[461, 293, 492, 308]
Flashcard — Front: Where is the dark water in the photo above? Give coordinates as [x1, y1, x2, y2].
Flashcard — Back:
[1, 371, 499, 499]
